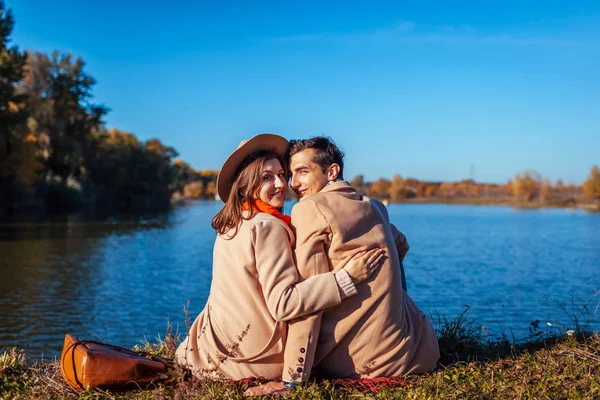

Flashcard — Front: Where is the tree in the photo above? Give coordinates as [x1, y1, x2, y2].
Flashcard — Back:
[416, 182, 428, 197]
[350, 174, 366, 195]
[438, 182, 455, 197]
[21, 51, 108, 180]
[0, 1, 27, 149]
[540, 179, 552, 203]
[502, 180, 513, 196]
[172, 159, 200, 194]
[512, 170, 542, 202]
[0, 2, 42, 213]
[424, 184, 438, 197]
[389, 174, 404, 202]
[582, 165, 600, 200]
[369, 178, 391, 200]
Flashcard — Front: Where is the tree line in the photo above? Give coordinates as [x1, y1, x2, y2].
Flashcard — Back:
[0, 2, 212, 219]
[350, 165, 600, 207]
[3, 2, 598, 218]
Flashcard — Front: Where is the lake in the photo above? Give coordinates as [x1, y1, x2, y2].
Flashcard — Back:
[0, 202, 598, 358]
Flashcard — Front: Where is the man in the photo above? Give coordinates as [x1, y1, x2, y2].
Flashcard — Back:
[246, 136, 439, 395]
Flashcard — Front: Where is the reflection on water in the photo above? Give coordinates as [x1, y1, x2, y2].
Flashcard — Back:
[0, 204, 217, 358]
[392, 205, 600, 339]
[0, 202, 599, 358]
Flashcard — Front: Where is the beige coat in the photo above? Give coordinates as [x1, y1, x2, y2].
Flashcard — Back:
[283, 181, 439, 380]
[175, 212, 344, 380]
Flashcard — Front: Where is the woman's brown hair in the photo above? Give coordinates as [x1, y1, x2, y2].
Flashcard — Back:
[211, 150, 287, 237]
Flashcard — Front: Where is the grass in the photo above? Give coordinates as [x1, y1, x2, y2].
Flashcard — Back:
[1, 308, 599, 399]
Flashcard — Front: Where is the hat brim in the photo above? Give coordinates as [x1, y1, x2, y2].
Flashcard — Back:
[217, 133, 289, 203]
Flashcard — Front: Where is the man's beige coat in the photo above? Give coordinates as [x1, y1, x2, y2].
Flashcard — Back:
[175, 212, 344, 380]
[283, 181, 440, 381]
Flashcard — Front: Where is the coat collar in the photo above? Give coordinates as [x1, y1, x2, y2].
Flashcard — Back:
[241, 209, 296, 247]
[319, 180, 356, 195]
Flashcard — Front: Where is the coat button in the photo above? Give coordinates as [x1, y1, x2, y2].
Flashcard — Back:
[297, 367, 303, 373]
[300, 348, 305, 353]
[298, 357, 304, 363]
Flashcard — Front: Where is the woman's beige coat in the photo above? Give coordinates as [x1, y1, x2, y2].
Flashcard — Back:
[175, 212, 343, 380]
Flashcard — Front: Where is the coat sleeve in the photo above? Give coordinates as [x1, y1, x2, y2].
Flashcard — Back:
[281, 198, 333, 383]
[371, 198, 409, 262]
[391, 223, 409, 292]
[252, 219, 342, 322]
[390, 223, 409, 261]
[290, 199, 334, 279]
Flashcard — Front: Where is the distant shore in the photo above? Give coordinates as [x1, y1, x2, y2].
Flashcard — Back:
[174, 195, 600, 213]
[387, 196, 600, 212]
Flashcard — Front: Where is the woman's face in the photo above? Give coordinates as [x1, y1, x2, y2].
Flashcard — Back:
[257, 158, 287, 208]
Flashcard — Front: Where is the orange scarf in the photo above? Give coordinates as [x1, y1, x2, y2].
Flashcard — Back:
[242, 199, 291, 226]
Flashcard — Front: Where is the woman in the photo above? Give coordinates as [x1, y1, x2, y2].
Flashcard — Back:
[175, 133, 383, 380]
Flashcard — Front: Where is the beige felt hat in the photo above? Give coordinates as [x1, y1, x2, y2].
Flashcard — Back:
[216, 133, 289, 203]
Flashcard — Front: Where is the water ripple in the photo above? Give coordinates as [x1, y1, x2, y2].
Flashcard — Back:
[0, 202, 598, 357]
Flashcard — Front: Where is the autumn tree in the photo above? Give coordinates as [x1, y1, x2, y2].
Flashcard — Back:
[1, 3, 198, 217]
[172, 159, 200, 194]
[350, 174, 367, 195]
[582, 165, 600, 199]
[512, 170, 542, 202]
[0, 1, 27, 152]
[369, 178, 391, 200]
[0, 2, 42, 213]
[438, 182, 455, 197]
[389, 175, 404, 202]
[22, 51, 108, 181]
[502, 180, 513, 196]
[84, 129, 180, 211]
[424, 184, 438, 197]
[416, 181, 428, 197]
[540, 179, 552, 203]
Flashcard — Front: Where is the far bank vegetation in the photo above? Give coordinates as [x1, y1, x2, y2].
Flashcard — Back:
[174, 164, 600, 212]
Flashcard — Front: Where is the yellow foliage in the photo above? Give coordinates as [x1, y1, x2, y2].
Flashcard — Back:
[8, 101, 19, 113]
[425, 185, 438, 197]
[369, 178, 391, 199]
[183, 181, 204, 198]
[582, 165, 600, 199]
[205, 180, 216, 196]
[540, 179, 552, 202]
[200, 170, 218, 178]
[512, 170, 542, 201]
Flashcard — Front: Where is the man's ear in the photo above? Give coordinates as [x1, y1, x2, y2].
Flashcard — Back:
[327, 163, 340, 181]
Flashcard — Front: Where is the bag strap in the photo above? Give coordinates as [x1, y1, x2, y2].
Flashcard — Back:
[60, 338, 87, 391]
[70, 339, 173, 363]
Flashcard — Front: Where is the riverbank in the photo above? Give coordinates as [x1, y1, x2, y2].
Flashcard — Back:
[2, 321, 599, 398]
[389, 196, 600, 212]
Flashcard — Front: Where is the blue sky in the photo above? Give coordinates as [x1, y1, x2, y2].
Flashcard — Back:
[8, 0, 600, 184]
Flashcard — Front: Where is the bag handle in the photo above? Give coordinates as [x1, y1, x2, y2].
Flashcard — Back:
[61, 338, 86, 391]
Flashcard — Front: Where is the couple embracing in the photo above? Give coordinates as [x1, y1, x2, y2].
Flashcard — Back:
[175, 134, 439, 394]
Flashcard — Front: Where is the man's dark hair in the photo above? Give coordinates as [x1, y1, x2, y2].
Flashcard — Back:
[287, 136, 345, 180]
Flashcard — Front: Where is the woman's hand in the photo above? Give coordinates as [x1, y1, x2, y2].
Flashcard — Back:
[343, 248, 385, 284]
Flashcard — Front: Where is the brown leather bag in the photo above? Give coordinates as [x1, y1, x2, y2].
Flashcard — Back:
[59, 333, 175, 392]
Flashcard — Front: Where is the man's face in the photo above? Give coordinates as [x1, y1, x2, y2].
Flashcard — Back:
[289, 148, 330, 200]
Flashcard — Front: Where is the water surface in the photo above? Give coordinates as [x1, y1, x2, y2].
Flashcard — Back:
[0, 202, 598, 358]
